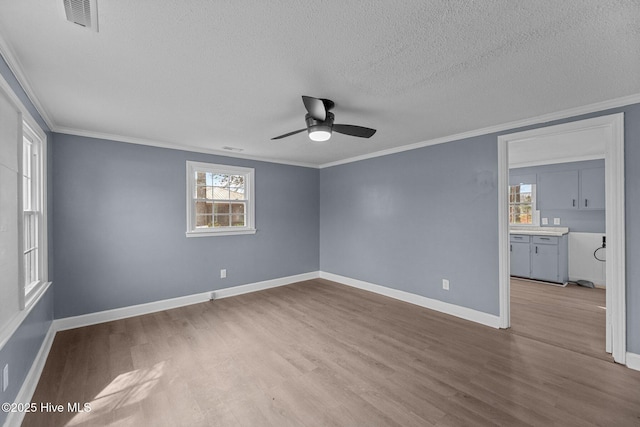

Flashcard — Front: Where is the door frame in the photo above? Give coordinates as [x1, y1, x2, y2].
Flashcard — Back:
[497, 113, 626, 364]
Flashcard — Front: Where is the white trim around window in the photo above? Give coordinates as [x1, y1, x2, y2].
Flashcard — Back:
[19, 120, 48, 309]
[185, 161, 256, 237]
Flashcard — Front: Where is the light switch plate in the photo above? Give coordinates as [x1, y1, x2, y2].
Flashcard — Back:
[553, 218, 561, 225]
[542, 218, 548, 225]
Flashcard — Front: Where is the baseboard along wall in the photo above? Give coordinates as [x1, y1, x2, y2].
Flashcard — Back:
[319, 272, 502, 329]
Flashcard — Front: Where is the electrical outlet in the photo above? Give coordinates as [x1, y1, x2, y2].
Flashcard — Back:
[542, 218, 548, 225]
[442, 279, 449, 290]
[220, 269, 227, 279]
[3, 364, 8, 392]
[553, 218, 561, 225]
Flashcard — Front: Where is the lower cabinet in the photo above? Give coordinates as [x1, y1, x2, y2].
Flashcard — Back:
[510, 234, 568, 284]
[510, 236, 531, 277]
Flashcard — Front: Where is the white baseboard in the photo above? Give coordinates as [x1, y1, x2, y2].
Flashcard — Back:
[212, 271, 320, 299]
[53, 291, 213, 332]
[4, 322, 56, 427]
[53, 271, 320, 331]
[626, 352, 640, 372]
[319, 272, 501, 329]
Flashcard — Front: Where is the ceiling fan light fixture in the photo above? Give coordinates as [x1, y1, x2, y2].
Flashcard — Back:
[308, 128, 331, 142]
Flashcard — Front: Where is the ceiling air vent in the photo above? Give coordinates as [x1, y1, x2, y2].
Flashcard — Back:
[63, 0, 98, 32]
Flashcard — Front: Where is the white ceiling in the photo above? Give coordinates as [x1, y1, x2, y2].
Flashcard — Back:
[0, 1, 638, 167]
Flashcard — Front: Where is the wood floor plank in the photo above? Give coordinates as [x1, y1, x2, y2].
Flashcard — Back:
[509, 278, 608, 360]
[22, 279, 640, 426]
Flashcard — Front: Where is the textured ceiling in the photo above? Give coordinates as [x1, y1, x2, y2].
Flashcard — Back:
[0, 1, 638, 166]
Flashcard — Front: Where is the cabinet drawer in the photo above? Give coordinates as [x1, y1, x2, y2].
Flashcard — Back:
[533, 236, 559, 245]
[510, 234, 530, 243]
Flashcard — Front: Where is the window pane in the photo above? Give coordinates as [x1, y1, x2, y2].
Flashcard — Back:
[229, 189, 244, 200]
[204, 186, 215, 199]
[511, 204, 533, 224]
[214, 203, 230, 214]
[196, 214, 213, 228]
[213, 186, 230, 199]
[196, 185, 207, 199]
[229, 175, 245, 200]
[30, 250, 37, 284]
[196, 172, 207, 185]
[195, 201, 213, 215]
[214, 214, 230, 227]
[24, 216, 31, 248]
[25, 251, 31, 285]
[231, 214, 245, 227]
[212, 174, 227, 186]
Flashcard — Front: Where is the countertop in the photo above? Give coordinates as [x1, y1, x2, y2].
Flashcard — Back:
[509, 226, 569, 236]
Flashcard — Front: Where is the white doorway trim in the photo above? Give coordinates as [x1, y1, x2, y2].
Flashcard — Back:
[498, 113, 626, 364]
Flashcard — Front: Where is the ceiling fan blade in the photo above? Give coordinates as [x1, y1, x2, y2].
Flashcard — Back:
[302, 96, 326, 121]
[332, 124, 377, 138]
[271, 128, 307, 140]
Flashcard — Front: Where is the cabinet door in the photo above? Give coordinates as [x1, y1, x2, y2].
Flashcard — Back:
[580, 167, 605, 210]
[538, 170, 579, 209]
[531, 244, 559, 283]
[510, 241, 530, 278]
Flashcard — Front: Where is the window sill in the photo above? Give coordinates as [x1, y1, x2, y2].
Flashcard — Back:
[186, 228, 257, 238]
[25, 281, 52, 309]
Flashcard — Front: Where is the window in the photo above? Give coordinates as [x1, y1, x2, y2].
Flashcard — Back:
[509, 183, 538, 225]
[186, 161, 255, 237]
[21, 121, 47, 306]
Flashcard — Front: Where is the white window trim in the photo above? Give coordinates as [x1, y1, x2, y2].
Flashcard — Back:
[185, 161, 256, 237]
[508, 183, 540, 227]
[19, 119, 49, 310]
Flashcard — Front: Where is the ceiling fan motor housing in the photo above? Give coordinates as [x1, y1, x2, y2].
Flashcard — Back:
[306, 112, 334, 134]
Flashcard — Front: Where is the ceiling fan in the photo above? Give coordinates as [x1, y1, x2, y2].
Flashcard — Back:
[272, 96, 376, 142]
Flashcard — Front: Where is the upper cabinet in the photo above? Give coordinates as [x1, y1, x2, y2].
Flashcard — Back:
[537, 167, 604, 210]
[580, 167, 605, 210]
[538, 170, 579, 209]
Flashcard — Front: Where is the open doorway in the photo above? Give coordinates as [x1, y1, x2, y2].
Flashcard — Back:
[497, 113, 626, 364]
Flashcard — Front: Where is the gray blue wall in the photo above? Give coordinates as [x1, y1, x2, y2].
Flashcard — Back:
[320, 103, 640, 354]
[320, 135, 501, 315]
[510, 159, 606, 233]
[623, 103, 640, 354]
[51, 134, 320, 318]
[0, 288, 53, 426]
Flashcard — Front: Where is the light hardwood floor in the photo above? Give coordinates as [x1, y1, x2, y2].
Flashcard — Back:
[23, 279, 640, 426]
[509, 278, 609, 361]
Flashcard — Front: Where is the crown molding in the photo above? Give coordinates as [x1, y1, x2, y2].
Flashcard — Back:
[0, 32, 56, 131]
[319, 93, 640, 169]
[54, 126, 319, 169]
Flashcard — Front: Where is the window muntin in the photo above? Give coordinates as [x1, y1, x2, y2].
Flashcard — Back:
[509, 183, 536, 225]
[186, 162, 255, 237]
